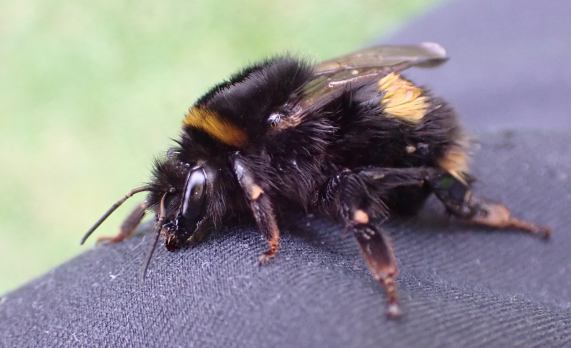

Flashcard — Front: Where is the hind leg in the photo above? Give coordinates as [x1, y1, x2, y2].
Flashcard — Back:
[358, 166, 551, 238]
[428, 173, 551, 238]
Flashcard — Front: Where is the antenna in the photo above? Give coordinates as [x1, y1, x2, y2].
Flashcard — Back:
[80, 186, 151, 245]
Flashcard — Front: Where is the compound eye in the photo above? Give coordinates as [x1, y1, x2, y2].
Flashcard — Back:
[179, 167, 207, 233]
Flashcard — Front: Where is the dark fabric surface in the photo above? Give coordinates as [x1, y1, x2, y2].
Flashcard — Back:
[2, 0, 571, 347]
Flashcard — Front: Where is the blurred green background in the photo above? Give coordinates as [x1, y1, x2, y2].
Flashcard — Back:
[0, 0, 437, 294]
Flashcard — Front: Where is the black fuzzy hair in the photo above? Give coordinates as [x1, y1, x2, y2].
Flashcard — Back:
[194, 56, 314, 139]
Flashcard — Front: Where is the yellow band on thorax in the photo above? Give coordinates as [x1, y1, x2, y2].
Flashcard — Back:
[183, 107, 248, 147]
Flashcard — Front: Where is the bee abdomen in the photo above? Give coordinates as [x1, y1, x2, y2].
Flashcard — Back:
[335, 77, 469, 178]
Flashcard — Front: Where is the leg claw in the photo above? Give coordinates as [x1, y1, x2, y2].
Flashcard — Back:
[258, 250, 277, 265]
[386, 303, 402, 319]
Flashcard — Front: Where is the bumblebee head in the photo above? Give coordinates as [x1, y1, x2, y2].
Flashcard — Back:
[80, 159, 219, 278]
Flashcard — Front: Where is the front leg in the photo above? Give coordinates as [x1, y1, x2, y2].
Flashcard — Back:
[96, 202, 147, 244]
[232, 155, 281, 264]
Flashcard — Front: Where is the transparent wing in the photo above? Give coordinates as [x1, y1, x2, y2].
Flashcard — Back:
[275, 43, 447, 127]
[314, 42, 448, 76]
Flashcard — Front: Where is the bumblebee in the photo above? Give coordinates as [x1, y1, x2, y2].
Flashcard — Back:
[81, 43, 550, 318]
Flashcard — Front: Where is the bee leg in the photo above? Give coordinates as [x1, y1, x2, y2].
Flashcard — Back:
[96, 202, 147, 244]
[323, 171, 401, 318]
[232, 156, 280, 264]
[354, 224, 401, 318]
[187, 219, 212, 247]
[429, 174, 551, 239]
[357, 166, 438, 188]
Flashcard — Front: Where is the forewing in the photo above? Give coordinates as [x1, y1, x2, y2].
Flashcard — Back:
[314, 42, 448, 75]
[277, 43, 447, 126]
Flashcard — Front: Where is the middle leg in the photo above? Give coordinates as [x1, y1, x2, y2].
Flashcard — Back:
[319, 170, 407, 318]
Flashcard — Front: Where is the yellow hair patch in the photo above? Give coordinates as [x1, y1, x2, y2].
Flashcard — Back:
[183, 107, 248, 147]
[378, 73, 428, 123]
[438, 145, 470, 184]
